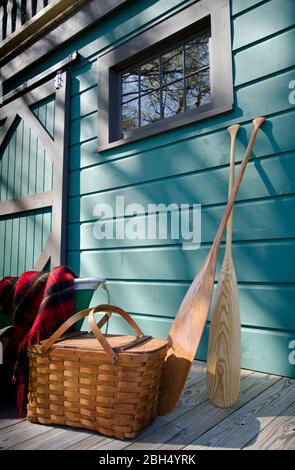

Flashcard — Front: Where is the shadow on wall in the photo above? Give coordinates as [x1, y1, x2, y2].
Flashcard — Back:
[66, 49, 295, 378]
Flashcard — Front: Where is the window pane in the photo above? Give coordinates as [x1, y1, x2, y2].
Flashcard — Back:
[120, 30, 212, 134]
[141, 91, 161, 126]
[162, 46, 183, 85]
[122, 71, 139, 103]
[141, 59, 160, 92]
[185, 32, 210, 74]
[162, 80, 184, 118]
[186, 71, 210, 109]
[121, 99, 139, 133]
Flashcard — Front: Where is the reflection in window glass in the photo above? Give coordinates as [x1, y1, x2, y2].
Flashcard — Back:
[120, 28, 210, 135]
[141, 91, 161, 126]
[162, 47, 183, 85]
[162, 80, 184, 118]
[122, 71, 139, 103]
[141, 59, 160, 92]
[185, 32, 210, 74]
[121, 99, 139, 132]
[186, 71, 210, 110]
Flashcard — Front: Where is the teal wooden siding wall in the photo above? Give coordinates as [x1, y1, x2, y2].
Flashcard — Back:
[65, 0, 295, 378]
[3, 0, 295, 377]
[0, 97, 54, 275]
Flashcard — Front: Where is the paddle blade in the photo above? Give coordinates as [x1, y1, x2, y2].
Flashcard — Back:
[207, 252, 241, 407]
[158, 117, 264, 416]
[158, 253, 216, 415]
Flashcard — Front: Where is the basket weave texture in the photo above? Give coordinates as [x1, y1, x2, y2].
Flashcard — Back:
[27, 305, 168, 439]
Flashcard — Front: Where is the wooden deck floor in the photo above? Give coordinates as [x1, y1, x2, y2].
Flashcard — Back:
[1, 361, 295, 450]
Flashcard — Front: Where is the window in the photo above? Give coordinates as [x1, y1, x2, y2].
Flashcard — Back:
[97, 0, 233, 150]
[121, 29, 211, 134]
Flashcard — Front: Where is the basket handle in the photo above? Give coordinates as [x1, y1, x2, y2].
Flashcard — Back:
[40, 305, 111, 354]
[40, 304, 145, 362]
[88, 304, 145, 361]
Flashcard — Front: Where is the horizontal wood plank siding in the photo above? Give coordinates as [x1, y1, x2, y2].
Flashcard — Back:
[86, 280, 295, 331]
[232, 0, 295, 50]
[68, 241, 295, 283]
[68, 195, 295, 248]
[63, 0, 295, 377]
[3, 0, 294, 377]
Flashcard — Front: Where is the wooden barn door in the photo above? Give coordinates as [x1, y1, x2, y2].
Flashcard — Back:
[0, 72, 69, 276]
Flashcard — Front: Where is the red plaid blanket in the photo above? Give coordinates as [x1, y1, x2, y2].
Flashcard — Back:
[0, 266, 77, 416]
[0, 276, 18, 320]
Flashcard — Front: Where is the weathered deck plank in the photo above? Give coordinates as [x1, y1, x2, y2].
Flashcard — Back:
[0, 362, 290, 451]
[244, 401, 295, 450]
[130, 371, 280, 450]
[0, 418, 26, 432]
[0, 404, 25, 431]
[8, 426, 97, 450]
[185, 377, 295, 450]
[0, 420, 55, 449]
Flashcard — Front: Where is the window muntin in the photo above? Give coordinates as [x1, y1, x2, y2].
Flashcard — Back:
[120, 29, 210, 136]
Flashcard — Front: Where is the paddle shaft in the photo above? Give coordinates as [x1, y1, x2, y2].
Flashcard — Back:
[206, 123, 241, 407]
[226, 125, 240, 250]
[211, 117, 265, 256]
[158, 117, 265, 416]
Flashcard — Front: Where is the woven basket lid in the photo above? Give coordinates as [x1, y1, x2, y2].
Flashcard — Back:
[36, 332, 168, 355]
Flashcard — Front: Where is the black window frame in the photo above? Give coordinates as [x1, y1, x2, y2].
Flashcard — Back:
[97, 0, 233, 151]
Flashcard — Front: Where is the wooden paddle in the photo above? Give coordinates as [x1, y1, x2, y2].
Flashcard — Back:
[206, 124, 241, 407]
[158, 117, 265, 416]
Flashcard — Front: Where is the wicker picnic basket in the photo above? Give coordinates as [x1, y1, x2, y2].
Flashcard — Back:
[27, 304, 168, 440]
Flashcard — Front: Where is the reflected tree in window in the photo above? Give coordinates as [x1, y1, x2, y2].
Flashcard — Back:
[120, 29, 210, 135]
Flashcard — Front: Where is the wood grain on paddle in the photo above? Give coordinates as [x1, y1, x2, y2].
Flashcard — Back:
[158, 117, 265, 416]
[207, 124, 241, 408]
